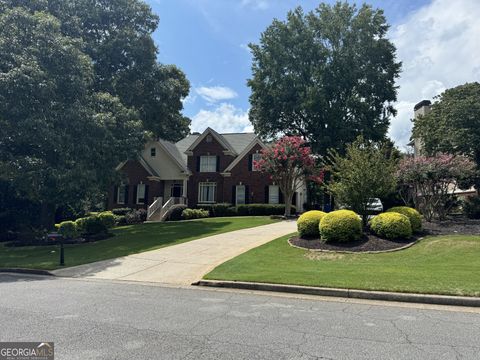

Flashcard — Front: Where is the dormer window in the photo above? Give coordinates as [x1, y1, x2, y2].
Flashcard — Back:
[150, 147, 156, 157]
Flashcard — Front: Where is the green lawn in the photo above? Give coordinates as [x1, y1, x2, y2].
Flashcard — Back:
[0, 217, 277, 270]
[205, 234, 480, 297]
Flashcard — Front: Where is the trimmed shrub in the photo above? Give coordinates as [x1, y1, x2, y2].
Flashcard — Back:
[387, 206, 422, 232]
[75, 217, 88, 233]
[198, 203, 237, 217]
[82, 216, 107, 235]
[114, 215, 127, 226]
[111, 208, 132, 216]
[125, 209, 147, 224]
[320, 210, 362, 243]
[97, 211, 115, 229]
[182, 208, 209, 220]
[58, 221, 78, 239]
[370, 212, 412, 240]
[236, 204, 296, 216]
[463, 196, 480, 219]
[166, 205, 188, 221]
[297, 210, 326, 238]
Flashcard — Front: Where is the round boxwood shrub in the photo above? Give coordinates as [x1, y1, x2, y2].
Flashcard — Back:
[58, 221, 78, 239]
[320, 210, 362, 243]
[297, 210, 326, 238]
[97, 211, 115, 229]
[386, 206, 422, 233]
[370, 212, 412, 240]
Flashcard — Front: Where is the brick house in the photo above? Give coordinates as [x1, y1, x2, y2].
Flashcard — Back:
[108, 128, 307, 220]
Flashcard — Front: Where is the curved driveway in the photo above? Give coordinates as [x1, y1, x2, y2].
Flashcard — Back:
[53, 220, 296, 285]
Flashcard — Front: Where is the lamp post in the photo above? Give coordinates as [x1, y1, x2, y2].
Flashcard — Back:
[47, 232, 65, 266]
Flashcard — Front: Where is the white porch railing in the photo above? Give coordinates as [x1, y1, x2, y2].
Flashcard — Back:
[147, 197, 163, 220]
[158, 196, 187, 221]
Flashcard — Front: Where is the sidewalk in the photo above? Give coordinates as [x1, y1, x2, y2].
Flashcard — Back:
[53, 220, 296, 285]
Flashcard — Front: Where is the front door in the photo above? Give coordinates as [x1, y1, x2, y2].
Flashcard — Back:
[171, 183, 183, 197]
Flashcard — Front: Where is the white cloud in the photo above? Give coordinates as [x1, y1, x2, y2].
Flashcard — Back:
[195, 86, 238, 103]
[389, 0, 480, 149]
[240, 0, 270, 10]
[191, 103, 254, 133]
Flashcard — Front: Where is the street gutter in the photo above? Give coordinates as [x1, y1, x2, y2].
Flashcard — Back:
[194, 280, 480, 307]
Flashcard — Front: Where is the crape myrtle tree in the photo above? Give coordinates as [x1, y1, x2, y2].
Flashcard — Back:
[254, 136, 322, 217]
[326, 136, 397, 227]
[248, 2, 401, 155]
[396, 154, 477, 221]
[412, 82, 480, 191]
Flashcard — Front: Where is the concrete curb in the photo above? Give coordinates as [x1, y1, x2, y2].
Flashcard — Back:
[0, 268, 55, 276]
[194, 280, 480, 307]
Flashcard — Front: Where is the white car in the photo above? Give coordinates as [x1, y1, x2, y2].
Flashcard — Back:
[366, 198, 383, 213]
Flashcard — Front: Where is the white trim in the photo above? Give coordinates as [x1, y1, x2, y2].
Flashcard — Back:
[223, 137, 267, 173]
[185, 128, 237, 155]
[235, 185, 246, 205]
[117, 185, 126, 205]
[198, 182, 216, 203]
[199, 155, 217, 172]
[136, 183, 146, 204]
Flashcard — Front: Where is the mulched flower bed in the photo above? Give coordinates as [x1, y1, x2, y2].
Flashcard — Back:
[423, 218, 480, 235]
[291, 217, 480, 253]
[290, 234, 417, 253]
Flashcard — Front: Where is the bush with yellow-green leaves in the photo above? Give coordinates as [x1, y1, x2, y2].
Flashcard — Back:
[386, 206, 422, 233]
[370, 212, 412, 240]
[297, 210, 326, 238]
[320, 210, 362, 243]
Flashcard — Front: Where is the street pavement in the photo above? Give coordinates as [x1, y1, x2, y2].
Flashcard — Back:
[53, 220, 297, 285]
[1, 273, 479, 359]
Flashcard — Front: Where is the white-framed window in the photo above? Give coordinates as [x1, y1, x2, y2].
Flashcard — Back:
[136, 183, 146, 204]
[150, 147, 156, 157]
[236, 185, 246, 205]
[198, 182, 216, 203]
[200, 155, 217, 172]
[269, 185, 279, 204]
[252, 153, 262, 171]
[117, 184, 126, 204]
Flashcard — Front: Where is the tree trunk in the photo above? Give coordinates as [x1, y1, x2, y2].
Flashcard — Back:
[40, 203, 56, 230]
[284, 190, 294, 217]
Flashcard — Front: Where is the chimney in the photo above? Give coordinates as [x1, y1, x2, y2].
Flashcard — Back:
[413, 100, 431, 119]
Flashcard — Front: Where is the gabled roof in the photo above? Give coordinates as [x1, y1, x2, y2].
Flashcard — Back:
[184, 127, 238, 155]
[158, 139, 190, 173]
[115, 156, 160, 177]
[223, 137, 267, 172]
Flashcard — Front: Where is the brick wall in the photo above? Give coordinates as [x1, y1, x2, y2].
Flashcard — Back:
[108, 160, 164, 210]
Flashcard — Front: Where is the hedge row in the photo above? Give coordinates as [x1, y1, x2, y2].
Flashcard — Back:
[197, 203, 296, 217]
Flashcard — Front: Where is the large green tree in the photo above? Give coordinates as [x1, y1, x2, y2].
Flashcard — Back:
[0, 8, 145, 227]
[248, 2, 401, 154]
[412, 82, 480, 187]
[326, 136, 397, 226]
[0, 0, 190, 141]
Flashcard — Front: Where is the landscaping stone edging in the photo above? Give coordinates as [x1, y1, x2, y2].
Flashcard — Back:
[0, 268, 55, 276]
[194, 280, 480, 307]
[287, 237, 421, 254]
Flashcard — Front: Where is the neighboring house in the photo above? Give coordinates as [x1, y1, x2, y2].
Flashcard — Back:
[108, 128, 307, 220]
[409, 100, 475, 198]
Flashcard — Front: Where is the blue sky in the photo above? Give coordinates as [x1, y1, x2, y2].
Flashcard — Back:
[147, 0, 480, 148]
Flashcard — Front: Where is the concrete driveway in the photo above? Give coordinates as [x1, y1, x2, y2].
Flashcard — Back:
[53, 220, 296, 285]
